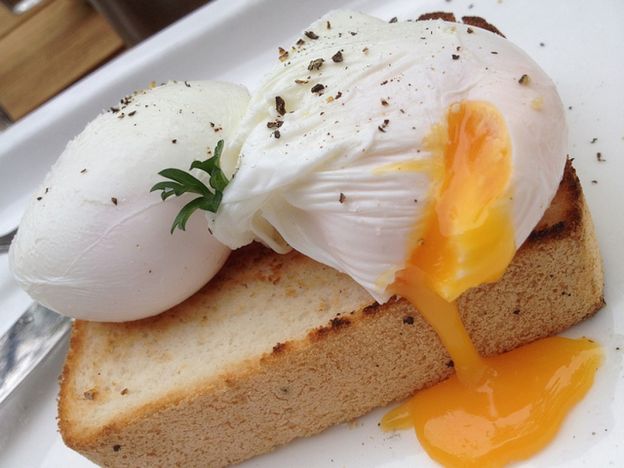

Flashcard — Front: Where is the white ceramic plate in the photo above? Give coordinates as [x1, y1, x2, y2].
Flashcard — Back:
[1, 0, 623, 466]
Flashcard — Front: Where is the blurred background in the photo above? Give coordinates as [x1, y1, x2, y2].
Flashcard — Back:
[0, 0, 209, 130]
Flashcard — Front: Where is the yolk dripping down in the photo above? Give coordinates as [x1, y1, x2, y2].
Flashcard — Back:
[382, 101, 602, 467]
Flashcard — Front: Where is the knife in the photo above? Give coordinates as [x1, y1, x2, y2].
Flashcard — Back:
[0, 302, 72, 406]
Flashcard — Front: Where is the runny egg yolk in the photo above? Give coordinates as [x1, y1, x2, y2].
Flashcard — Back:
[382, 101, 602, 467]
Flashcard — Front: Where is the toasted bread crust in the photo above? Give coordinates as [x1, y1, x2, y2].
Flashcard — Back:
[460, 15, 506, 37]
[58, 162, 604, 467]
[417, 11, 457, 22]
[415, 11, 506, 38]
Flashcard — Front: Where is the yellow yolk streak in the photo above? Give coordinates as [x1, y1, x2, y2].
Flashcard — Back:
[409, 101, 516, 302]
[382, 336, 602, 467]
[382, 101, 602, 467]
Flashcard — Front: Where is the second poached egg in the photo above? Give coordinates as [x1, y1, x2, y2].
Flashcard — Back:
[10, 81, 250, 321]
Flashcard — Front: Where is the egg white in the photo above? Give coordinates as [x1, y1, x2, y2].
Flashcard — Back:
[211, 10, 567, 302]
[9, 81, 250, 321]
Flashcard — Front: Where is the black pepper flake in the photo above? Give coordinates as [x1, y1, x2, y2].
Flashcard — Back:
[112, 444, 121, 452]
[326, 20, 331, 29]
[377, 119, 390, 132]
[304, 30, 319, 40]
[278, 47, 289, 62]
[596, 152, 605, 162]
[110, 106, 119, 113]
[349, 31, 357, 36]
[452, 54, 460, 60]
[331, 50, 343, 63]
[402, 315, 414, 325]
[590, 137, 598, 144]
[334, 91, 342, 100]
[117, 113, 125, 119]
[380, 80, 388, 86]
[184, 81, 191, 88]
[267, 120, 283, 129]
[296, 38, 305, 46]
[36, 196, 42, 201]
[275, 96, 286, 115]
[172, 139, 177, 143]
[80, 168, 87, 174]
[540, 42, 545, 47]
[45, 187, 49, 194]
[491, 51, 499, 55]
[308, 58, 324, 71]
[467, 27, 474, 33]
[591, 180, 598, 184]
[311, 83, 325, 94]
[518, 74, 530, 85]
[389, 16, 398, 23]
[362, 47, 369, 54]
[339, 192, 346, 203]
[381, 99, 389, 106]
[128, 110, 136, 117]
[111, 197, 118, 206]
[273, 130, 281, 139]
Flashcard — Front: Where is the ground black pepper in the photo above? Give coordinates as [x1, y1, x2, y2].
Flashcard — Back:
[311, 83, 325, 94]
[276, 96, 286, 115]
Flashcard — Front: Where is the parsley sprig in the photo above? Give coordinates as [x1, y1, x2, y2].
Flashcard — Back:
[151, 139, 228, 233]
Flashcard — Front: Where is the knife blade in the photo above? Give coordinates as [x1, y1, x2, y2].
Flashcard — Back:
[0, 303, 72, 406]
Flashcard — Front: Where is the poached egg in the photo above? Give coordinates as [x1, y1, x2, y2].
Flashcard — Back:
[210, 11, 601, 467]
[211, 10, 567, 304]
[9, 81, 249, 322]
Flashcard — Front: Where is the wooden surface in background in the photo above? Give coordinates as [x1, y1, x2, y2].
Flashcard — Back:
[0, 0, 45, 38]
[0, 0, 124, 121]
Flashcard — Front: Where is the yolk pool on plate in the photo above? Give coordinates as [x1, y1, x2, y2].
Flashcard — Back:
[387, 284, 603, 467]
[383, 101, 603, 467]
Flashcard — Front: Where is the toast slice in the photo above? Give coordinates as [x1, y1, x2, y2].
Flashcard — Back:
[58, 161, 604, 467]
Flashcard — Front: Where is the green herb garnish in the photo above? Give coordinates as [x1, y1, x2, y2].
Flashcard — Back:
[150, 139, 228, 233]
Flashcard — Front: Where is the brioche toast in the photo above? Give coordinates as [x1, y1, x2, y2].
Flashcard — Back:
[58, 161, 604, 467]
